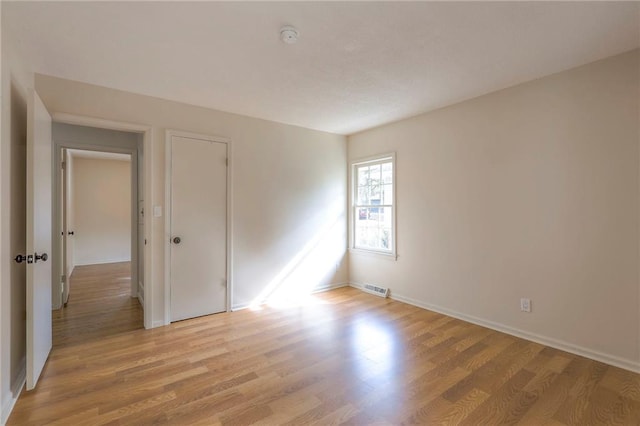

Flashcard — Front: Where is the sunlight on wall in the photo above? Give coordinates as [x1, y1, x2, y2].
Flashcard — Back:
[250, 206, 346, 310]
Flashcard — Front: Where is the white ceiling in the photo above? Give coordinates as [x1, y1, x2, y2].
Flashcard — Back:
[4, 2, 639, 135]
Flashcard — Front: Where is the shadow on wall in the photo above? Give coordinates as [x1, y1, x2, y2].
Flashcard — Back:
[250, 211, 346, 310]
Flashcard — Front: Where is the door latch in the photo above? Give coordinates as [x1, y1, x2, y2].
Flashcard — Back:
[15, 253, 45, 264]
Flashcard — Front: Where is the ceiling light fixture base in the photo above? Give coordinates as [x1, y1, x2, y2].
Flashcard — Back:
[280, 26, 299, 44]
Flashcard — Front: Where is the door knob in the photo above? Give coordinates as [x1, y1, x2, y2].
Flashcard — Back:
[173, 237, 181, 244]
[15, 254, 34, 264]
[68, 231, 74, 235]
[34, 252, 48, 263]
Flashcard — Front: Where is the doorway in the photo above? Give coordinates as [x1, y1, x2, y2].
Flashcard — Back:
[53, 123, 144, 345]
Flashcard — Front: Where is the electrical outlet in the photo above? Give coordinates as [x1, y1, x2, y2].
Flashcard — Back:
[520, 298, 531, 312]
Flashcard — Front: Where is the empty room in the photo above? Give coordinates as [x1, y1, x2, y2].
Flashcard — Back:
[1, 1, 639, 425]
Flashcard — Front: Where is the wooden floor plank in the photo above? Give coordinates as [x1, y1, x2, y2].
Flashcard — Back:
[7, 262, 640, 425]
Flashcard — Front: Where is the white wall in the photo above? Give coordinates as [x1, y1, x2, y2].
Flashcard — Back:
[348, 49, 640, 371]
[72, 157, 131, 266]
[0, 19, 31, 423]
[35, 74, 348, 324]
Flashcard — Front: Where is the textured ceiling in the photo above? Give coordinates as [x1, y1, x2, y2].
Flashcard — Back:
[4, 2, 639, 135]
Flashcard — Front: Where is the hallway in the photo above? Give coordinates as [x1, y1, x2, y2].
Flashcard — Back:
[52, 262, 143, 348]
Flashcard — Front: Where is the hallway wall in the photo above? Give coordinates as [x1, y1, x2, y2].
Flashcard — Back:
[72, 157, 131, 265]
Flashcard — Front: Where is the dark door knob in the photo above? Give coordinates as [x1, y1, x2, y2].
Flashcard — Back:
[15, 254, 27, 263]
[68, 231, 74, 235]
[34, 252, 48, 263]
[173, 237, 181, 244]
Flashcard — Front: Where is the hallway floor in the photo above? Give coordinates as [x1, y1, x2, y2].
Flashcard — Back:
[52, 261, 143, 348]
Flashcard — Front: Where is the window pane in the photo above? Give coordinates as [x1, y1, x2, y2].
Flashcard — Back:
[381, 227, 392, 250]
[379, 206, 392, 229]
[355, 217, 375, 249]
[354, 206, 392, 251]
[382, 162, 392, 184]
[369, 164, 381, 186]
[357, 186, 369, 205]
[382, 184, 393, 205]
[358, 166, 369, 187]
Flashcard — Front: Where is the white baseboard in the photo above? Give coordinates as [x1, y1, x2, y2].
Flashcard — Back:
[312, 281, 349, 294]
[75, 259, 131, 266]
[349, 282, 640, 374]
[1, 363, 26, 425]
[231, 303, 250, 312]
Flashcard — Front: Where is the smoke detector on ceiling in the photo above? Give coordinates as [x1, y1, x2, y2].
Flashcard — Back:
[280, 26, 299, 44]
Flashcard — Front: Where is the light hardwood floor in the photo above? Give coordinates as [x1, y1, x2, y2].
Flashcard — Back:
[52, 262, 143, 347]
[8, 269, 640, 425]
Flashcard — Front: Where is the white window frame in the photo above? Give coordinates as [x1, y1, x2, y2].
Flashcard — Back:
[349, 153, 397, 259]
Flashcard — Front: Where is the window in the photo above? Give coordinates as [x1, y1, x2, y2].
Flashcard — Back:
[351, 154, 395, 256]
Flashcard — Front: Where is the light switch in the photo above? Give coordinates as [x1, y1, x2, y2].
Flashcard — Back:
[153, 206, 162, 217]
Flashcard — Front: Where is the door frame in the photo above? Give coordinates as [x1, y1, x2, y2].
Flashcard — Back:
[164, 129, 233, 324]
[51, 113, 154, 329]
[60, 147, 68, 305]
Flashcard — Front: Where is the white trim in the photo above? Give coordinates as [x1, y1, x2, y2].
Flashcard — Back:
[52, 113, 150, 133]
[164, 130, 233, 325]
[50, 112, 154, 330]
[73, 259, 132, 266]
[349, 282, 640, 374]
[349, 247, 398, 261]
[164, 134, 171, 325]
[349, 152, 397, 258]
[144, 128, 154, 330]
[1, 363, 25, 426]
[231, 303, 251, 312]
[312, 281, 350, 294]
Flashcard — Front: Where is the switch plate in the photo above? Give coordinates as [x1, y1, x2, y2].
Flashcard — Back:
[520, 298, 531, 312]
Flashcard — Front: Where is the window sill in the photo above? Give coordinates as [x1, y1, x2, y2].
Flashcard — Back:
[349, 248, 397, 261]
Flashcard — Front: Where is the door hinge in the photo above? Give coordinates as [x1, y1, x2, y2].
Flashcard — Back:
[61, 274, 66, 283]
[225, 158, 228, 166]
[61, 161, 66, 170]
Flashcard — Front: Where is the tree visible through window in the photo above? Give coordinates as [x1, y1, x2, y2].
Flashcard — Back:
[352, 155, 395, 254]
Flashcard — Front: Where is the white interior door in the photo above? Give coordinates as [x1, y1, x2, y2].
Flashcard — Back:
[26, 90, 53, 390]
[170, 135, 227, 321]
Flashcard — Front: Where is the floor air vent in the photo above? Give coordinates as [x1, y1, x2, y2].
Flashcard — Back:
[363, 284, 389, 298]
